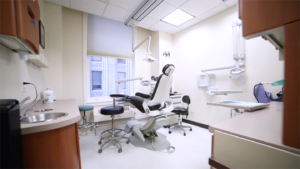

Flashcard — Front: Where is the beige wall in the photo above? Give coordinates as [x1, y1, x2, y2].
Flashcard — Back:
[62, 7, 84, 105]
[44, 2, 84, 105]
[134, 27, 153, 94]
[173, 6, 284, 125]
[44, 2, 64, 99]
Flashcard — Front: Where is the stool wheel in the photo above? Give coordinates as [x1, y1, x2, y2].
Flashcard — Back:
[98, 149, 102, 153]
[126, 140, 130, 144]
[190, 128, 192, 131]
[118, 148, 122, 153]
[169, 131, 171, 134]
[98, 141, 102, 145]
[184, 133, 186, 136]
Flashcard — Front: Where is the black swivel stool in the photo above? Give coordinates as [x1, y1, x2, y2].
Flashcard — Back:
[98, 95, 129, 153]
[168, 95, 192, 136]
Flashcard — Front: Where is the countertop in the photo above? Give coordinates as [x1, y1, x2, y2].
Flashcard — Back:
[21, 99, 81, 135]
[209, 101, 300, 155]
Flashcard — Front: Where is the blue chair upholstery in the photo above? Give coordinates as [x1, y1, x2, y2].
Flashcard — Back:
[79, 105, 94, 111]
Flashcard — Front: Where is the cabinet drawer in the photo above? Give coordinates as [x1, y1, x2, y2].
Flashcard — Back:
[15, 0, 39, 54]
[213, 131, 300, 169]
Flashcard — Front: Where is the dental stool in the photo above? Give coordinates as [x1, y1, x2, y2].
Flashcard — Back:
[78, 105, 97, 135]
[168, 95, 192, 136]
[98, 95, 129, 153]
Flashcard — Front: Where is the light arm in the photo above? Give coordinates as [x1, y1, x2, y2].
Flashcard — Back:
[133, 36, 151, 53]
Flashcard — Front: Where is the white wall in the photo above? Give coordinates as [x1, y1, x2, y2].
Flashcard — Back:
[173, 6, 284, 125]
[0, 45, 45, 101]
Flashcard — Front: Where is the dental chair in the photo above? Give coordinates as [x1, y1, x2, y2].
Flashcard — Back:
[113, 64, 175, 151]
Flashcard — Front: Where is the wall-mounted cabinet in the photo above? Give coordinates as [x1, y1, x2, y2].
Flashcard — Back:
[0, 0, 39, 54]
[238, 0, 300, 150]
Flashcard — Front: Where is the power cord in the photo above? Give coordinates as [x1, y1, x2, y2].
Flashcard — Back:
[151, 138, 175, 154]
[23, 82, 38, 102]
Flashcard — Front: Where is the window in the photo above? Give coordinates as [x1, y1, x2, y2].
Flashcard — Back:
[89, 56, 132, 99]
[92, 71, 102, 90]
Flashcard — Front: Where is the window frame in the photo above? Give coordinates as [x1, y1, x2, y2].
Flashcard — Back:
[85, 55, 133, 105]
[83, 13, 135, 106]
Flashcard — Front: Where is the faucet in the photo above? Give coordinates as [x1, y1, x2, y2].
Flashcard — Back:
[19, 96, 30, 107]
[20, 98, 48, 119]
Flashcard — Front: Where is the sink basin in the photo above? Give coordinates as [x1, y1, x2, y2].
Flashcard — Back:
[34, 109, 53, 112]
[21, 112, 68, 123]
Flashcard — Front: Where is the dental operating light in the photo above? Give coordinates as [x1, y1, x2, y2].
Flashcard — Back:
[161, 9, 195, 26]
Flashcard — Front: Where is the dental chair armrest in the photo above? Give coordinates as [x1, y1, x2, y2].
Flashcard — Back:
[110, 94, 128, 98]
[135, 92, 151, 99]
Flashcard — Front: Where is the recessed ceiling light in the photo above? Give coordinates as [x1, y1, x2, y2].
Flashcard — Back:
[161, 9, 195, 27]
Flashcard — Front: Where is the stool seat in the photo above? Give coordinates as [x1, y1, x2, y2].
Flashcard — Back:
[79, 105, 94, 111]
[101, 106, 124, 115]
[172, 107, 188, 115]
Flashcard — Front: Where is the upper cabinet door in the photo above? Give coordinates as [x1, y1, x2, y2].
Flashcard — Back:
[241, 0, 300, 37]
[0, 0, 16, 36]
[15, 0, 39, 54]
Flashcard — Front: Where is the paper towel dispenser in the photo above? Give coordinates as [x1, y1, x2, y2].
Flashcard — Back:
[197, 73, 216, 87]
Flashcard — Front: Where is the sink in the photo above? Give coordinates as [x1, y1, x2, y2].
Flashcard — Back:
[21, 112, 68, 123]
[34, 109, 53, 112]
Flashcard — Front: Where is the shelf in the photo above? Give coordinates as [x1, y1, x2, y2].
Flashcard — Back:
[210, 90, 243, 95]
[28, 54, 49, 68]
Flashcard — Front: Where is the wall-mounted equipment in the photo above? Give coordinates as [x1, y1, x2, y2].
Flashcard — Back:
[201, 21, 246, 84]
[163, 51, 170, 57]
[197, 73, 216, 87]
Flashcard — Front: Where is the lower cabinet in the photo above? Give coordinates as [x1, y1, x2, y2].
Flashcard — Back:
[210, 131, 299, 169]
[22, 123, 81, 169]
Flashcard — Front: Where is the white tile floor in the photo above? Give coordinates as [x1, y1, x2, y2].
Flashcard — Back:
[79, 121, 213, 169]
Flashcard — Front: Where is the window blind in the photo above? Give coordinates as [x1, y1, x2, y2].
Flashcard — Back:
[87, 14, 134, 59]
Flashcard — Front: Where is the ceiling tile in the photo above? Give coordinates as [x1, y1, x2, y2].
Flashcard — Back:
[168, 27, 182, 34]
[103, 4, 133, 22]
[137, 17, 159, 29]
[164, 0, 189, 7]
[147, 2, 176, 20]
[149, 21, 177, 32]
[109, 0, 144, 12]
[70, 0, 107, 16]
[46, 0, 70, 7]
[180, 0, 222, 17]
[197, 4, 227, 20]
[178, 18, 201, 29]
[223, 0, 237, 7]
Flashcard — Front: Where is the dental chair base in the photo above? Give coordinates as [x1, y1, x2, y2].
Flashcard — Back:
[130, 132, 170, 151]
[125, 118, 172, 151]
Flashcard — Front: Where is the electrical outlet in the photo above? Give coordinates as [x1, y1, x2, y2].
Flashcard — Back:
[21, 81, 26, 92]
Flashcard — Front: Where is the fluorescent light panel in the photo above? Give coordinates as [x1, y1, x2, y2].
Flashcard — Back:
[161, 9, 194, 26]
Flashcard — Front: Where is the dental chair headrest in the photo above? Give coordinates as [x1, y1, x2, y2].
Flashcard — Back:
[162, 64, 175, 76]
